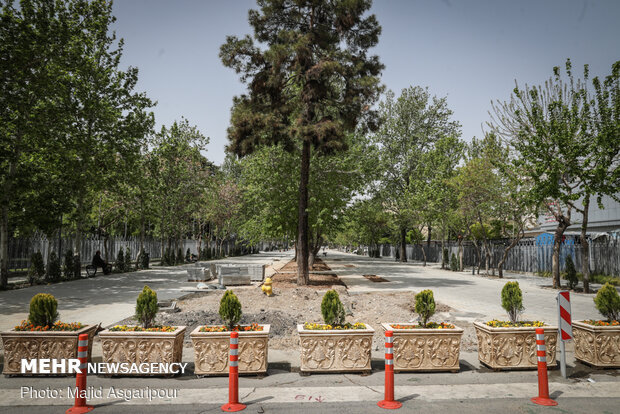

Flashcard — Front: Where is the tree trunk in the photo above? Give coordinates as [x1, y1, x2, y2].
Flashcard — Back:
[427, 224, 431, 247]
[498, 226, 524, 278]
[458, 238, 463, 271]
[441, 238, 445, 269]
[399, 227, 407, 263]
[74, 201, 84, 279]
[297, 140, 310, 285]
[552, 217, 570, 289]
[581, 196, 591, 293]
[419, 243, 427, 266]
[0, 205, 8, 288]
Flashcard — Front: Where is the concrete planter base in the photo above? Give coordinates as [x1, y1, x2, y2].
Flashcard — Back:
[297, 324, 374, 374]
[98, 326, 186, 376]
[382, 323, 463, 372]
[190, 325, 270, 376]
[573, 320, 620, 368]
[474, 322, 557, 370]
[1, 324, 98, 375]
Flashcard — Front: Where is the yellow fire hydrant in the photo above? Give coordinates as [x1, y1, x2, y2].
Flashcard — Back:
[261, 277, 273, 296]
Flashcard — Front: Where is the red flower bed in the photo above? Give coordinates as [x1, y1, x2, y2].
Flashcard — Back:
[14, 320, 84, 332]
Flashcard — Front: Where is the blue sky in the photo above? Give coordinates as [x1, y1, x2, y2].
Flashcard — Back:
[111, 0, 620, 165]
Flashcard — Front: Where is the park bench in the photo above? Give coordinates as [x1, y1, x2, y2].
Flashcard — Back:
[85, 264, 112, 277]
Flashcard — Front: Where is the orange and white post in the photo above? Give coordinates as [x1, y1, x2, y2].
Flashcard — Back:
[66, 333, 94, 414]
[531, 328, 558, 406]
[378, 330, 402, 409]
[221, 331, 246, 412]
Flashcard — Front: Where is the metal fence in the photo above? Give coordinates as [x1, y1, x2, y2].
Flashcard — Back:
[377, 237, 620, 276]
[6, 235, 254, 274]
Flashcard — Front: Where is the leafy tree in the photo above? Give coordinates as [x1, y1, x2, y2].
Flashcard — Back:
[487, 60, 617, 289]
[372, 87, 461, 262]
[221, 0, 383, 285]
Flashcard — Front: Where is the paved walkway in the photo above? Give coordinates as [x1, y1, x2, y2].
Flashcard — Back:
[0, 251, 294, 331]
[324, 250, 602, 325]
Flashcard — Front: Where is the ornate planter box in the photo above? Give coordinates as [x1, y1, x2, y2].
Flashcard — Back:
[98, 326, 186, 376]
[474, 322, 558, 370]
[297, 324, 374, 374]
[573, 320, 620, 368]
[381, 323, 463, 372]
[1, 324, 98, 375]
[190, 325, 270, 376]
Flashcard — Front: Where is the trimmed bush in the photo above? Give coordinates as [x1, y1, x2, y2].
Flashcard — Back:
[137, 250, 149, 269]
[135, 285, 158, 329]
[124, 246, 132, 272]
[115, 248, 125, 272]
[321, 289, 346, 326]
[28, 293, 59, 327]
[564, 255, 578, 290]
[501, 281, 524, 323]
[219, 290, 242, 330]
[46, 251, 61, 282]
[450, 253, 458, 271]
[442, 248, 449, 268]
[415, 290, 436, 328]
[63, 250, 74, 280]
[28, 251, 45, 285]
[594, 283, 620, 322]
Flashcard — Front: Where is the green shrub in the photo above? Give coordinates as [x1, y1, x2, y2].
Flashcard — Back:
[450, 253, 458, 271]
[177, 248, 183, 264]
[321, 289, 346, 326]
[442, 248, 449, 268]
[219, 290, 242, 330]
[501, 281, 524, 324]
[564, 255, 578, 290]
[63, 250, 74, 280]
[185, 248, 191, 262]
[594, 283, 620, 322]
[28, 293, 59, 327]
[46, 252, 61, 282]
[28, 251, 45, 285]
[137, 250, 149, 269]
[115, 248, 125, 272]
[124, 246, 132, 272]
[135, 285, 158, 328]
[415, 290, 436, 328]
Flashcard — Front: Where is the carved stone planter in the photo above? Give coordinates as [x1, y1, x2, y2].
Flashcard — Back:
[98, 326, 186, 376]
[190, 325, 269, 376]
[1, 325, 98, 375]
[573, 320, 620, 368]
[297, 324, 374, 374]
[382, 323, 463, 372]
[474, 322, 558, 370]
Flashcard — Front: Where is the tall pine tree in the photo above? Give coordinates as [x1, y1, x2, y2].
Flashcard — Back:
[220, 0, 383, 284]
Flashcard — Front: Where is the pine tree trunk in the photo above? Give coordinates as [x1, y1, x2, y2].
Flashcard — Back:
[399, 227, 407, 263]
[297, 140, 310, 285]
[581, 196, 591, 293]
[0, 204, 8, 288]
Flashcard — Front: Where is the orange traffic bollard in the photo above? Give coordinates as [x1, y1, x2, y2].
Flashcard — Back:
[66, 334, 94, 414]
[221, 331, 246, 412]
[378, 330, 402, 409]
[531, 328, 558, 406]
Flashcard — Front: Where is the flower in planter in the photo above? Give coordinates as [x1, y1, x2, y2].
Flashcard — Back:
[14, 294, 84, 332]
[108, 325, 176, 332]
[199, 323, 264, 332]
[304, 290, 366, 330]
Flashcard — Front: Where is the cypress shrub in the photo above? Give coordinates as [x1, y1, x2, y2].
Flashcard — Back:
[28, 251, 45, 285]
[185, 248, 191, 262]
[594, 283, 620, 322]
[415, 290, 436, 328]
[219, 290, 242, 330]
[442, 248, 449, 268]
[321, 289, 346, 326]
[28, 293, 59, 327]
[124, 246, 133, 272]
[564, 255, 578, 290]
[135, 285, 158, 328]
[115, 248, 125, 272]
[450, 253, 458, 271]
[63, 250, 74, 280]
[501, 281, 524, 324]
[46, 251, 61, 282]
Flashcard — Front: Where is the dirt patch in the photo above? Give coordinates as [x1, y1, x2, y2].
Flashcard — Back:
[344, 264, 356, 268]
[363, 274, 389, 282]
[279, 258, 331, 272]
[271, 258, 346, 289]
